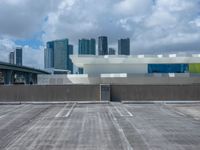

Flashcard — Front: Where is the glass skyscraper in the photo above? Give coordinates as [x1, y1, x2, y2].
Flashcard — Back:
[9, 52, 14, 64]
[14, 48, 22, 66]
[44, 39, 73, 74]
[118, 38, 130, 55]
[45, 41, 54, 68]
[89, 39, 96, 55]
[98, 36, 108, 55]
[68, 45, 74, 74]
[78, 39, 96, 74]
[78, 39, 96, 55]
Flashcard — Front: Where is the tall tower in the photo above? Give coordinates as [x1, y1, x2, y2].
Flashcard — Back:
[79, 39, 96, 55]
[118, 38, 130, 55]
[14, 48, 22, 66]
[78, 38, 96, 74]
[98, 36, 108, 55]
[68, 45, 74, 74]
[44, 39, 74, 74]
[9, 52, 15, 64]
[89, 38, 96, 55]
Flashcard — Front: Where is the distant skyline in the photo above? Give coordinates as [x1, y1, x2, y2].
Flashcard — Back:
[1, 0, 200, 69]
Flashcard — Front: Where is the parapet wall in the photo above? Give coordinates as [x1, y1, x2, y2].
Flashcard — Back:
[111, 85, 200, 101]
[0, 85, 100, 102]
[0, 84, 200, 102]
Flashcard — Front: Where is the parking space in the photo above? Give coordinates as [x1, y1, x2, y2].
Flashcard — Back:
[0, 102, 200, 150]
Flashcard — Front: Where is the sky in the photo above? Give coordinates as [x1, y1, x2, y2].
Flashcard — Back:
[0, 0, 200, 69]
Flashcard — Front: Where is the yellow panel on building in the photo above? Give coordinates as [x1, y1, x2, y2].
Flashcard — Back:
[189, 64, 200, 73]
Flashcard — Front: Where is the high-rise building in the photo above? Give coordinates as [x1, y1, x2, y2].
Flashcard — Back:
[53, 39, 68, 70]
[78, 39, 89, 55]
[78, 39, 96, 55]
[14, 48, 22, 66]
[109, 48, 116, 55]
[78, 39, 96, 74]
[44, 39, 73, 73]
[98, 36, 108, 55]
[118, 38, 130, 55]
[68, 45, 74, 74]
[89, 39, 96, 55]
[45, 41, 54, 68]
[9, 52, 14, 64]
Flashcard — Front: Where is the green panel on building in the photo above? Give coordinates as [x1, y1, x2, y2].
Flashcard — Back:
[189, 64, 200, 73]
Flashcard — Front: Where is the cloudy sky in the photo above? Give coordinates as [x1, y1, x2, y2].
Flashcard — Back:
[0, 0, 200, 69]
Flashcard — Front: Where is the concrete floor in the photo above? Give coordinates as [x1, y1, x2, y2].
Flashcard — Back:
[0, 103, 200, 150]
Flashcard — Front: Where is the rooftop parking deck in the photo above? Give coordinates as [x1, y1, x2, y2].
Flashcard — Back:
[0, 102, 200, 150]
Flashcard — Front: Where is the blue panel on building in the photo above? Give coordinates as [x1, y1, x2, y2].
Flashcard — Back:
[148, 64, 189, 73]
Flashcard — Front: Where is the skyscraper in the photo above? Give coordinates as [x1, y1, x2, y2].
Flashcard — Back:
[54, 39, 68, 70]
[9, 52, 14, 64]
[78, 39, 96, 55]
[89, 38, 96, 55]
[44, 39, 73, 73]
[98, 36, 108, 55]
[78, 39, 96, 74]
[44, 41, 54, 68]
[109, 48, 116, 55]
[118, 38, 130, 55]
[68, 45, 74, 74]
[14, 48, 22, 66]
[78, 39, 90, 55]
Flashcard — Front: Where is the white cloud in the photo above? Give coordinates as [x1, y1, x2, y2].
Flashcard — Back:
[114, 0, 153, 16]
[146, 10, 177, 27]
[0, 37, 43, 69]
[23, 46, 44, 69]
[1, 0, 200, 68]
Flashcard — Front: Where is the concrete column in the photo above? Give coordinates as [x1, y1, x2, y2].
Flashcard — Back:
[24, 72, 33, 84]
[4, 70, 13, 85]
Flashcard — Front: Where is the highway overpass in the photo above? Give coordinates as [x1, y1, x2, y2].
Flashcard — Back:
[0, 62, 49, 85]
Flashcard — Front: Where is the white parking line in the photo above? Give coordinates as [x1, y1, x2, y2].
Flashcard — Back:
[114, 106, 124, 116]
[65, 103, 76, 118]
[175, 111, 186, 117]
[55, 103, 69, 118]
[124, 107, 133, 117]
[107, 106, 134, 150]
[114, 105, 133, 117]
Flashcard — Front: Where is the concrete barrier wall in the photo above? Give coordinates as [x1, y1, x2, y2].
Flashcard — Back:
[0, 85, 100, 102]
[1, 84, 200, 102]
[111, 85, 200, 101]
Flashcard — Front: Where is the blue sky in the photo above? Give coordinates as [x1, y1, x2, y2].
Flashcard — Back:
[0, 0, 200, 69]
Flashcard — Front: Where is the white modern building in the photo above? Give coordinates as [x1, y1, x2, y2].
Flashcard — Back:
[38, 54, 200, 85]
[70, 54, 200, 75]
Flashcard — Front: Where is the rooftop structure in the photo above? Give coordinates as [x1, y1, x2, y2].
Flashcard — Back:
[70, 54, 200, 75]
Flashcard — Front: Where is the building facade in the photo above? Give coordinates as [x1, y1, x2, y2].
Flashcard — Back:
[44, 39, 73, 73]
[78, 39, 96, 74]
[68, 45, 74, 74]
[109, 48, 116, 55]
[14, 48, 22, 66]
[98, 36, 108, 55]
[78, 39, 96, 55]
[89, 39, 96, 55]
[70, 55, 200, 75]
[9, 52, 14, 64]
[118, 38, 130, 55]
